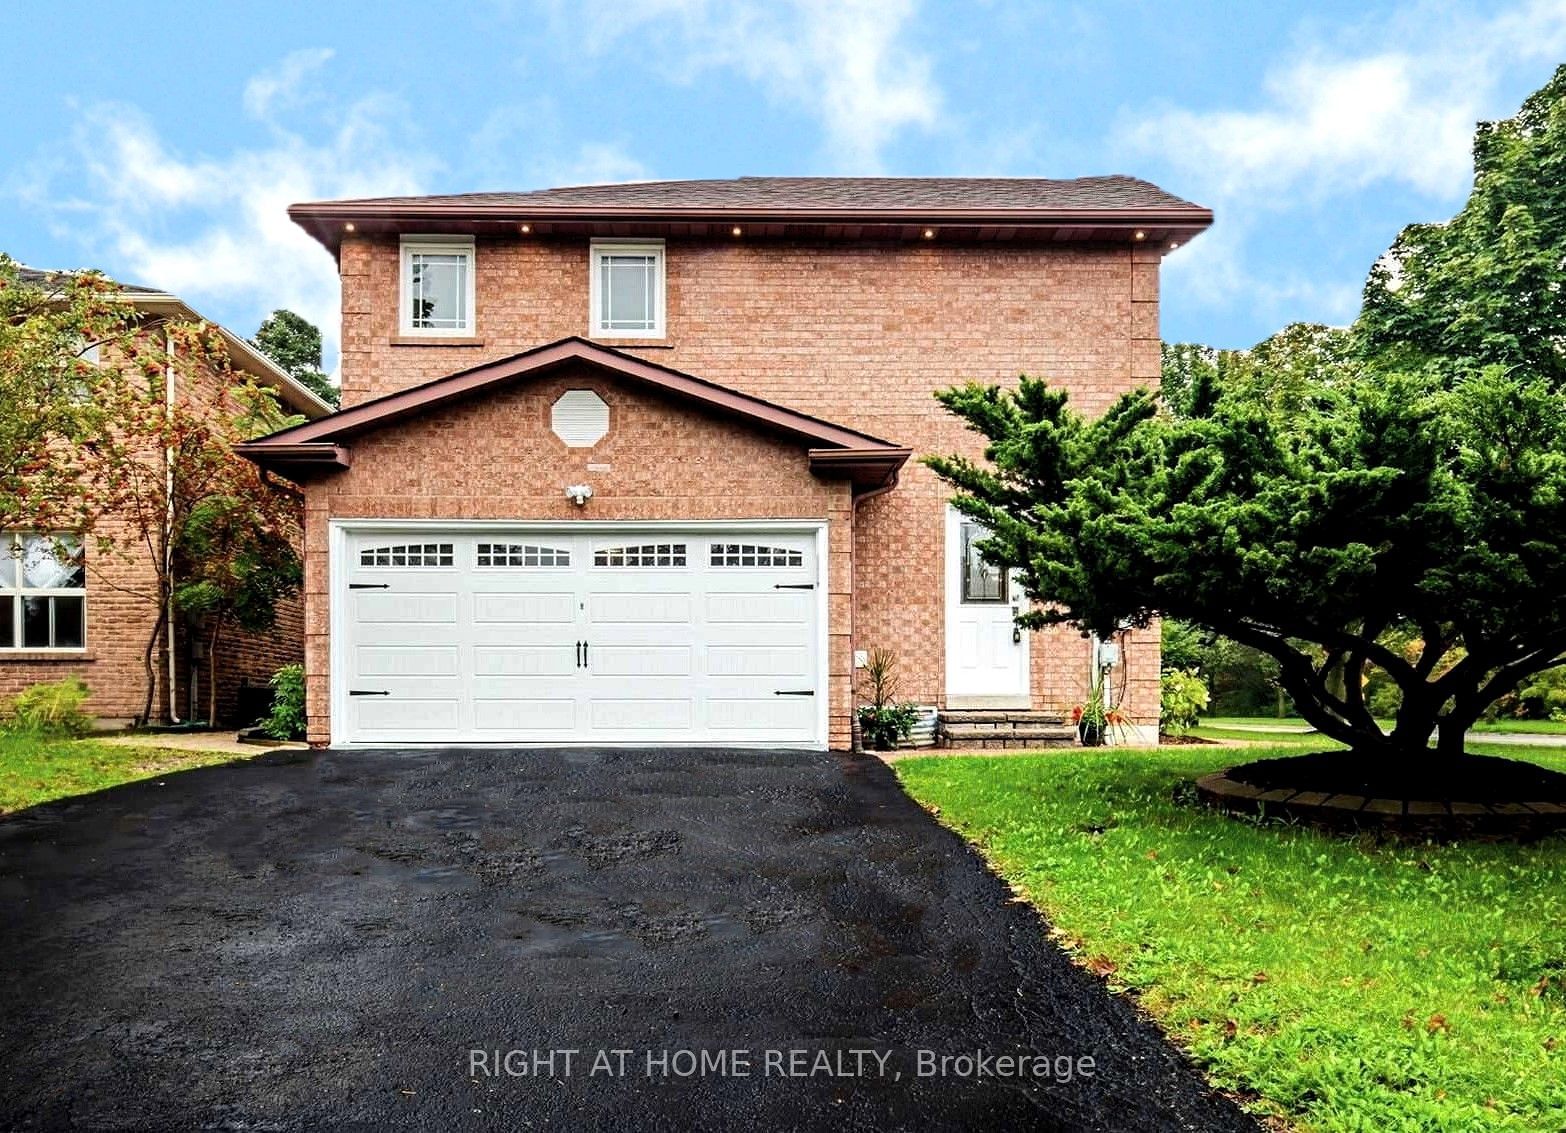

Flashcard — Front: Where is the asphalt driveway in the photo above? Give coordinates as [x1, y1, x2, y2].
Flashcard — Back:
[0, 748, 1254, 1132]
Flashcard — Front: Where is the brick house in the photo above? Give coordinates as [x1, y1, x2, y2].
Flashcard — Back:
[1, 269, 333, 727]
[238, 177, 1212, 750]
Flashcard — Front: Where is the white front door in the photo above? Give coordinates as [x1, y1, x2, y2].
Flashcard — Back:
[336, 524, 824, 747]
[944, 506, 1029, 705]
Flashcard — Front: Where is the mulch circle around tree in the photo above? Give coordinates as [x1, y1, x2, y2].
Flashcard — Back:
[1195, 750, 1566, 840]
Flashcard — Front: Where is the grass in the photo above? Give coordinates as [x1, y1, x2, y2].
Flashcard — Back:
[1472, 720, 1566, 736]
[0, 730, 250, 814]
[1204, 715, 1566, 737]
[896, 744, 1566, 1132]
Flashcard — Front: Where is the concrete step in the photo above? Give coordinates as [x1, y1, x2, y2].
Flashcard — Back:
[939, 710, 1068, 726]
[939, 722, 1078, 745]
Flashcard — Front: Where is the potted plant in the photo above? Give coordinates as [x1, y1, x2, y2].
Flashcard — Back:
[856, 648, 920, 752]
[1073, 679, 1111, 746]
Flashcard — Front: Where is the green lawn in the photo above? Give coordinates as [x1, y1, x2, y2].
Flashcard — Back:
[0, 730, 250, 814]
[896, 745, 1566, 1132]
[1472, 719, 1566, 736]
[1203, 714, 1566, 737]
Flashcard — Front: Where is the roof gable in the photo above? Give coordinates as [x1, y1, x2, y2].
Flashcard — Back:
[238, 337, 910, 493]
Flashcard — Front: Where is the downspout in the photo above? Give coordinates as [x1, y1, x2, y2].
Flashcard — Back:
[164, 323, 181, 725]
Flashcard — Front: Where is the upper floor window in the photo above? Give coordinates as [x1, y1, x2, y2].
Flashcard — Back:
[590, 240, 664, 338]
[2, 533, 86, 651]
[400, 238, 475, 336]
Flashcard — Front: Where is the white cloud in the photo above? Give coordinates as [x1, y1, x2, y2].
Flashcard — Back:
[16, 64, 436, 369]
[1120, 0, 1566, 322]
[557, 0, 942, 171]
[1125, 1, 1566, 202]
[243, 47, 334, 120]
[468, 101, 649, 186]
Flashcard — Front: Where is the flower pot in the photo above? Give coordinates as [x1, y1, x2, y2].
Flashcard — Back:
[1078, 720, 1105, 747]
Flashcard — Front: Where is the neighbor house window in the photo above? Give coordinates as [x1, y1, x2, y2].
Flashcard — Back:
[590, 240, 665, 338]
[400, 238, 475, 336]
[1, 533, 86, 650]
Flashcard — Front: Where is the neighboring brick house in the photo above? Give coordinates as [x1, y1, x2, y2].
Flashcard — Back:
[239, 177, 1212, 750]
[1, 269, 333, 727]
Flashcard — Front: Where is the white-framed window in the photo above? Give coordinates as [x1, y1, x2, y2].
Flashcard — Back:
[589, 239, 665, 338]
[2, 533, 86, 651]
[399, 237, 476, 336]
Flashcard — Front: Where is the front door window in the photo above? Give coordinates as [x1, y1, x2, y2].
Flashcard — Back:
[960, 522, 1007, 603]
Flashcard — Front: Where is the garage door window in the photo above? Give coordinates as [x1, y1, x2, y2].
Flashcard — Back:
[593, 543, 687, 568]
[359, 543, 455, 568]
[709, 543, 804, 568]
[476, 543, 571, 568]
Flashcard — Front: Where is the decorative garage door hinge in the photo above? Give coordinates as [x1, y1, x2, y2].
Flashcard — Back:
[774, 689, 815, 696]
[348, 583, 390, 590]
[349, 689, 390, 696]
[773, 583, 815, 589]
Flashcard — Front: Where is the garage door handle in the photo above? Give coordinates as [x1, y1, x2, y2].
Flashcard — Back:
[774, 583, 815, 590]
[774, 689, 815, 696]
[349, 689, 390, 696]
[348, 583, 390, 590]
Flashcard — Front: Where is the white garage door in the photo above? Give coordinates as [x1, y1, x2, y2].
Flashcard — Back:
[337, 526, 824, 747]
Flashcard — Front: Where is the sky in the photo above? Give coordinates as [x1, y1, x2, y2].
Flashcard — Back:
[3, 0, 1563, 374]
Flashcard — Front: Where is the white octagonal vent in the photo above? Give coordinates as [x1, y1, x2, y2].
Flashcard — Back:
[552, 389, 609, 447]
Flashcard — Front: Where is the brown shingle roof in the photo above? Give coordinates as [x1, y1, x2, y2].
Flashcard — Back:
[289, 175, 1212, 253]
[315, 175, 1202, 213]
[15, 265, 163, 295]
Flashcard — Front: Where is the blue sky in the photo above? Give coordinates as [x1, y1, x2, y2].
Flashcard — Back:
[3, 0, 1563, 372]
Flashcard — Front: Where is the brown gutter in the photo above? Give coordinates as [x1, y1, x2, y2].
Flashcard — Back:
[289, 201, 1213, 253]
[293, 201, 1212, 225]
[808, 447, 911, 496]
[236, 442, 351, 473]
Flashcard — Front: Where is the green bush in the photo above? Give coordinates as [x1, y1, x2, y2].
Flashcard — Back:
[1159, 668, 1209, 736]
[5, 677, 95, 737]
[1515, 666, 1566, 721]
[259, 664, 306, 741]
[857, 703, 920, 751]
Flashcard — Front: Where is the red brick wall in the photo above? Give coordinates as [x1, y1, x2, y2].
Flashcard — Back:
[331, 234, 1167, 732]
[301, 368, 853, 746]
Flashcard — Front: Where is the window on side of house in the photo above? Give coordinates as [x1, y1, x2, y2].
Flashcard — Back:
[1, 533, 86, 650]
[400, 238, 476, 336]
[590, 240, 665, 338]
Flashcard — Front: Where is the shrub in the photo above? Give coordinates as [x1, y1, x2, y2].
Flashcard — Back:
[259, 664, 306, 741]
[858, 703, 921, 751]
[5, 677, 95, 737]
[1517, 666, 1566, 721]
[1159, 669, 1209, 736]
[857, 647, 921, 750]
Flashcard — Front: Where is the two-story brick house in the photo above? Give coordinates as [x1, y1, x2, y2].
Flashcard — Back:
[239, 177, 1211, 750]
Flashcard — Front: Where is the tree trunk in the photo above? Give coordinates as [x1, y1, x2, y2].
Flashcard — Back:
[137, 607, 166, 727]
[207, 621, 221, 727]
